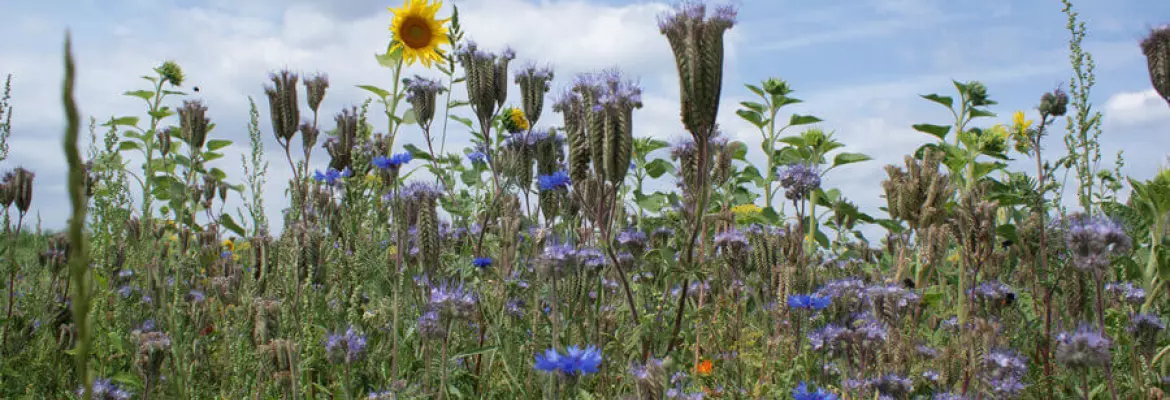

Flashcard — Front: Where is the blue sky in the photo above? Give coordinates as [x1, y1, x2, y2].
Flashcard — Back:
[1, 0, 1168, 239]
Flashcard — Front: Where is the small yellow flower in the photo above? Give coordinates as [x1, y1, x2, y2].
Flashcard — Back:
[364, 174, 380, 186]
[947, 252, 960, 264]
[388, 245, 398, 258]
[1012, 110, 1033, 132]
[502, 107, 529, 133]
[731, 203, 761, 218]
[222, 239, 235, 253]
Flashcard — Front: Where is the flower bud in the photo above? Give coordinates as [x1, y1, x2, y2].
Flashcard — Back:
[179, 100, 210, 149]
[264, 70, 300, 147]
[1039, 88, 1069, 117]
[304, 73, 329, 113]
[10, 167, 34, 214]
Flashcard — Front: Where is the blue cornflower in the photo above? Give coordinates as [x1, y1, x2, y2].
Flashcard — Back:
[792, 381, 838, 400]
[472, 257, 493, 269]
[467, 150, 488, 164]
[313, 168, 349, 185]
[533, 345, 603, 376]
[788, 294, 831, 311]
[537, 171, 571, 191]
[78, 378, 132, 400]
[534, 348, 563, 372]
[373, 152, 413, 170]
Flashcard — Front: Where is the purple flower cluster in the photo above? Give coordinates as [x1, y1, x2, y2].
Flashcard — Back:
[778, 163, 821, 201]
[428, 281, 478, 319]
[1064, 213, 1132, 275]
[77, 378, 132, 400]
[472, 257, 493, 269]
[534, 345, 603, 376]
[1105, 281, 1146, 305]
[324, 325, 368, 364]
[1055, 325, 1112, 369]
[982, 349, 1028, 398]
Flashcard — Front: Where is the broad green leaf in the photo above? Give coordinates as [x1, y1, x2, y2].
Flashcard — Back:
[969, 108, 997, 118]
[357, 85, 391, 100]
[148, 108, 176, 120]
[449, 115, 474, 129]
[404, 144, 432, 160]
[645, 158, 674, 178]
[202, 151, 224, 162]
[744, 83, 765, 99]
[219, 213, 247, 237]
[789, 114, 822, 126]
[739, 101, 766, 114]
[206, 139, 232, 151]
[209, 167, 228, 181]
[124, 90, 154, 101]
[832, 152, 872, 168]
[104, 116, 140, 127]
[776, 135, 807, 147]
[912, 123, 951, 140]
[920, 93, 954, 108]
[736, 109, 766, 128]
[118, 141, 142, 151]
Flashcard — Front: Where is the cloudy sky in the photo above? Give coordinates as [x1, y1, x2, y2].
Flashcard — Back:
[2, 0, 1168, 239]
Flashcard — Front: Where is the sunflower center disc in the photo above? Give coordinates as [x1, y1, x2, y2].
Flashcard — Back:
[402, 18, 431, 49]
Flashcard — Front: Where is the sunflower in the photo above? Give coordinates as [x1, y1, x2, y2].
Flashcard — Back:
[388, 0, 451, 68]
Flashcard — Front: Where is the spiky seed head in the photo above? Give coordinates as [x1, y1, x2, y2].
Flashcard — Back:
[10, 167, 33, 214]
[264, 70, 300, 146]
[179, 100, 210, 149]
[304, 73, 329, 113]
[1142, 26, 1170, 106]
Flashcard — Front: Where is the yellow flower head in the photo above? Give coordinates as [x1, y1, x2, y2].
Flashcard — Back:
[1012, 111, 1033, 132]
[364, 174, 381, 186]
[731, 204, 761, 218]
[389, 0, 451, 68]
[222, 239, 235, 253]
[502, 107, 529, 133]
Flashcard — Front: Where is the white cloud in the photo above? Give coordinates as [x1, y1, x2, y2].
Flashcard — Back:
[1104, 88, 1170, 130]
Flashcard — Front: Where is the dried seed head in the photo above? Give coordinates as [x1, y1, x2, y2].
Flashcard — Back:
[10, 167, 34, 214]
[326, 107, 359, 171]
[404, 75, 446, 129]
[179, 100, 210, 149]
[299, 121, 319, 159]
[264, 70, 300, 147]
[304, 73, 329, 113]
[157, 128, 173, 157]
[514, 62, 555, 125]
[1142, 26, 1170, 106]
[658, 2, 737, 142]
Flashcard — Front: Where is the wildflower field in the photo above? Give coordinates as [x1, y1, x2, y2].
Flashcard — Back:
[2, 0, 1170, 398]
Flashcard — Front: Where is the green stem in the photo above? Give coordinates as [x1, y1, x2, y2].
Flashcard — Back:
[63, 32, 94, 399]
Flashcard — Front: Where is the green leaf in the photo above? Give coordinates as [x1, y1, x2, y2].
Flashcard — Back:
[404, 144, 432, 161]
[450, 345, 497, 360]
[104, 116, 140, 127]
[744, 83, 765, 99]
[148, 108, 176, 120]
[220, 214, 247, 237]
[776, 135, 806, 147]
[736, 110, 766, 128]
[912, 123, 951, 140]
[357, 85, 391, 100]
[449, 115, 474, 129]
[124, 90, 154, 101]
[461, 169, 480, 186]
[831, 152, 872, 168]
[739, 101, 766, 114]
[789, 114, 822, 126]
[635, 192, 667, 213]
[645, 159, 674, 179]
[920, 93, 954, 108]
[118, 141, 142, 151]
[206, 139, 232, 151]
[209, 168, 228, 181]
[202, 151, 224, 162]
[969, 108, 997, 118]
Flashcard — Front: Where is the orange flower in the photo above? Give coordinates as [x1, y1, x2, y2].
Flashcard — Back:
[695, 359, 713, 376]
